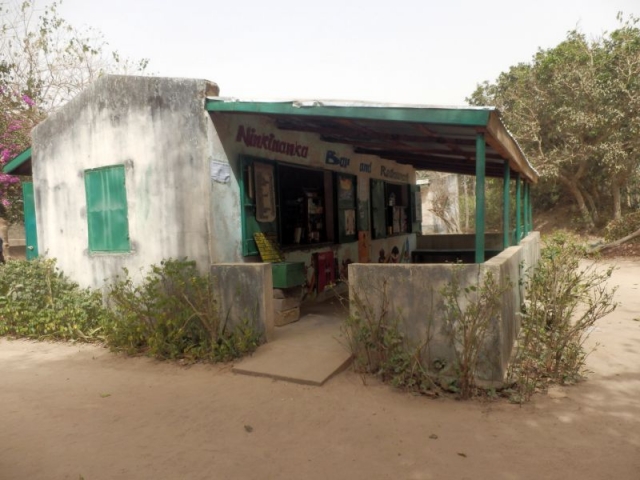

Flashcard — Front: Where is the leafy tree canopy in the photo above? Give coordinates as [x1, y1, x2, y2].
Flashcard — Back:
[468, 13, 640, 230]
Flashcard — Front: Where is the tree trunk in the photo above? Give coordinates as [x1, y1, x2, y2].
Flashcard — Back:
[594, 226, 640, 252]
[612, 182, 622, 221]
[580, 186, 599, 225]
[558, 175, 594, 229]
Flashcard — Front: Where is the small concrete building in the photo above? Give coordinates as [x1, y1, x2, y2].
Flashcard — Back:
[5, 74, 539, 383]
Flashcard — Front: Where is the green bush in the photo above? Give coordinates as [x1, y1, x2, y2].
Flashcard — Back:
[105, 259, 261, 362]
[0, 258, 108, 341]
[0, 257, 260, 364]
[441, 268, 507, 399]
[508, 233, 618, 402]
[342, 280, 436, 394]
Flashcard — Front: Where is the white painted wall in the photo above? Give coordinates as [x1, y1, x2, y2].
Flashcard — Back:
[32, 75, 218, 289]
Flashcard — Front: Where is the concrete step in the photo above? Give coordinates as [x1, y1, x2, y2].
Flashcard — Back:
[232, 299, 352, 386]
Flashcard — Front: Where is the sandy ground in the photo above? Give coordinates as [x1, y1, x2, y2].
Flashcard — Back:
[1, 259, 640, 480]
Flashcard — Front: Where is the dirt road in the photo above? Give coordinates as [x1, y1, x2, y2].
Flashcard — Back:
[1, 259, 639, 480]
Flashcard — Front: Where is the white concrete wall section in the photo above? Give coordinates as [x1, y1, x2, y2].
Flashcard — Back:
[348, 232, 541, 384]
[211, 263, 274, 342]
[31, 75, 218, 289]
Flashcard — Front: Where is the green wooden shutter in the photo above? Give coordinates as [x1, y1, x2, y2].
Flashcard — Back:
[410, 184, 422, 233]
[84, 165, 130, 253]
[22, 181, 39, 259]
[370, 179, 387, 239]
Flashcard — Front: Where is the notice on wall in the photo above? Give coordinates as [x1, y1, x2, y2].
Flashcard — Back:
[210, 160, 231, 184]
[358, 231, 370, 263]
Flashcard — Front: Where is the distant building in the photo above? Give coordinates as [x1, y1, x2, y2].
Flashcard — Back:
[418, 172, 460, 234]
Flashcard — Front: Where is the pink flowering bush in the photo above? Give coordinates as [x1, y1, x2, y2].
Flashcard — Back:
[0, 89, 41, 223]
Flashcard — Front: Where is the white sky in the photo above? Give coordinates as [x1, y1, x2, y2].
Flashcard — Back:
[54, 0, 640, 106]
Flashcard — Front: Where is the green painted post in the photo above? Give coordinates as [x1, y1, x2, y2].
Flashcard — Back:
[523, 183, 529, 237]
[527, 183, 532, 234]
[475, 133, 486, 263]
[503, 161, 511, 249]
[529, 186, 534, 232]
[22, 181, 39, 260]
[515, 174, 522, 243]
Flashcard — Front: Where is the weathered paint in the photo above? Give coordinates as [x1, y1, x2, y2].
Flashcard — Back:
[211, 263, 274, 342]
[31, 75, 218, 288]
[27, 75, 419, 291]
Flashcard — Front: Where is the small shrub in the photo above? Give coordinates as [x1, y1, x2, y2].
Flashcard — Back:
[0, 258, 108, 341]
[604, 211, 640, 242]
[508, 233, 618, 403]
[344, 271, 508, 400]
[342, 280, 436, 394]
[105, 258, 261, 362]
[440, 268, 508, 399]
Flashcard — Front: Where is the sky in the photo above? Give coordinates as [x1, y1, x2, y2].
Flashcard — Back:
[51, 0, 640, 106]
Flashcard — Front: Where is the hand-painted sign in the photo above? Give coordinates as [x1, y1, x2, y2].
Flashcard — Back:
[325, 150, 350, 168]
[236, 125, 309, 158]
[380, 166, 409, 183]
[359, 162, 372, 173]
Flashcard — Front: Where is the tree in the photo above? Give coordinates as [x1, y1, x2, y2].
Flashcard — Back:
[0, 0, 149, 244]
[468, 15, 640, 229]
[1, 0, 149, 112]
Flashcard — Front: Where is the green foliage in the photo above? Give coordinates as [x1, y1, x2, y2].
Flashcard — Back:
[441, 268, 507, 399]
[344, 271, 508, 400]
[604, 211, 640, 242]
[0, 257, 260, 364]
[0, 258, 107, 340]
[105, 259, 261, 362]
[468, 14, 640, 227]
[342, 280, 436, 394]
[508, 234, 618, 403]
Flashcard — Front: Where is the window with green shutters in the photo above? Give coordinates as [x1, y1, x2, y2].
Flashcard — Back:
[84, 165, 131, 253]
[370, 180, 419, 238]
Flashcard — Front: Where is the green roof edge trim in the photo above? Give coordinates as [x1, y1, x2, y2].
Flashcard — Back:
[3, 146, 32, 174]
[205, 99, 492, 127]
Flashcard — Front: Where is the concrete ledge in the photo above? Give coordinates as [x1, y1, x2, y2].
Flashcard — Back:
[211, 263, 274, 342]
[349, 232, 541, 384]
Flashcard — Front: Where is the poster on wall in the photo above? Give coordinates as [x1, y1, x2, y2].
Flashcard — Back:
[338, 175, 355, 207]
[345, 209, 356, 235]
[254, 162, 276, 223]
[358, 231, 370, 263]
